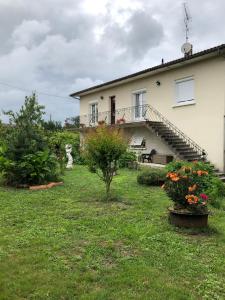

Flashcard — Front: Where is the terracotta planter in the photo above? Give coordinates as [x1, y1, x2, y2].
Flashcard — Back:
[168, 208, 209, 228]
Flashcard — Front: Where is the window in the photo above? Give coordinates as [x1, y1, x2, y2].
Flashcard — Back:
[133, 90, 146, 119]
[89, 102, 98, 124]
[175, 77, 194, 103]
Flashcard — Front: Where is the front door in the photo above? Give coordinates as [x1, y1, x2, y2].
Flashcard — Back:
[110, 96, 116, 124]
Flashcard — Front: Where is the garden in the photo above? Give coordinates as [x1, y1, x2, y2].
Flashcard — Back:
[0, 95, 225, 299]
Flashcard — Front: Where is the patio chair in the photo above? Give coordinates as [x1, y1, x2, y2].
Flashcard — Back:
[141, 149, 157, 163]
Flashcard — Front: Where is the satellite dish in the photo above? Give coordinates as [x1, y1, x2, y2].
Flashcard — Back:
[181, 42, 193, 55]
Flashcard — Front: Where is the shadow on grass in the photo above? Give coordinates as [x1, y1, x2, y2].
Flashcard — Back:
[171, 224, 220, 237]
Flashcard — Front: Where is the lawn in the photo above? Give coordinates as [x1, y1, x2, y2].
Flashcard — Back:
[0, 166, 225, 300]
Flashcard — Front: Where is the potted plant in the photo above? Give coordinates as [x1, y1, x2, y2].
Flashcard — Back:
[116, 118, 126, 124]
[163, 163, 210, 228]
[98, 120, 106, 126]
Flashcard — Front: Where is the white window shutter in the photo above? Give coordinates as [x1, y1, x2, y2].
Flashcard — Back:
[176, 78, 194, 103]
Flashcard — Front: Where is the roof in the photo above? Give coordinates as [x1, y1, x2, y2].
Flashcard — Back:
[70, 44, 225, 98]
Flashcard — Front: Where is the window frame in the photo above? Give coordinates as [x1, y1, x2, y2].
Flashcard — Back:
[89, 101, 98, 125]
[132, 89, 147, 120]
[175, 76, 195, 104]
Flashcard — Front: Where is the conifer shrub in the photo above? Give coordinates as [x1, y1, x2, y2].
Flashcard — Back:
[0, 94, 60, 186]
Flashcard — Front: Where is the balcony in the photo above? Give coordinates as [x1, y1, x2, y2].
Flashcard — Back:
[79, 105, 150, 129]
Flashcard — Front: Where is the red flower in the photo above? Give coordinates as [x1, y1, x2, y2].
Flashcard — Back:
[200, 193, 208, 200]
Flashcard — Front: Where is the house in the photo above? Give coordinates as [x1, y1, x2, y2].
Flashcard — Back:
[70, 44, 225, 176]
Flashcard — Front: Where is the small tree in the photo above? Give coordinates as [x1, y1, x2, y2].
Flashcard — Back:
[84, 125, 128, 199]
[0, 93, 60, 186]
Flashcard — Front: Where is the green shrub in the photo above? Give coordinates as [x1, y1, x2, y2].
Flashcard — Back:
[163, 161, 215, 212]
[118, 151, 137, 168]
[48, 131, 81, 173]
[166, 160, 214, 174]
[84, 125, 128, 199]
[0, 94, 60, 186]
[166, 160, 225, 209]
[0, 150, 60, 185]
[137, 168, 167, 186]
[206, 177, 225, 209]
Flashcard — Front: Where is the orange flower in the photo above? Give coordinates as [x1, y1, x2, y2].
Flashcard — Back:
[188, 184, 197, 192]
[185, 194, 199, 205]
[167, 172, 180, 181]
[171, 176, 180, 182]
[196, 170, 208, 176]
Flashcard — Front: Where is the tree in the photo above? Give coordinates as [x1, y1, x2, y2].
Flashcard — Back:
[43, 119, 62, 131]
[0, 93, 60, 186]
[84, 125, 128, 199]
[64, 116, 80, 128]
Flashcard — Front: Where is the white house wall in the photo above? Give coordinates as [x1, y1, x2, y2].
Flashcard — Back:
[79, 56, 225, 171]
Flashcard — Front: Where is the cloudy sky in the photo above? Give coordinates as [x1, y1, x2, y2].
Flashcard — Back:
[0, 0, 224, 123]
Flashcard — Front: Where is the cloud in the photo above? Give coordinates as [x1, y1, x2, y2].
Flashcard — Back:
[12, 20, 51, 48]
[0, 0, 224, 122]
[102, 10, 164, 58]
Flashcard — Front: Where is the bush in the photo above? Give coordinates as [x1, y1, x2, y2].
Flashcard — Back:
[0, 94, 60, 186]
[137, 168, 167, 186]
[206, 177, 225, 209]
[48, 131, 81, 173]
[163, 161, 212, 212]
[166, 160, 225, 209]
[118, 151, 137, 168]
[166, 160, 214, 175]
[84, 125, 128, 199]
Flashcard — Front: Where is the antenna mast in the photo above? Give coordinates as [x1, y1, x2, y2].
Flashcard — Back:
[183, 2, 191, 43]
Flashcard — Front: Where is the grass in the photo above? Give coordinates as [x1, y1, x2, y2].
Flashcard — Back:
[0, 166, 225, 299]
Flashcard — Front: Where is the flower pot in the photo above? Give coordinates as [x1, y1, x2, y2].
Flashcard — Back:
[168, 208, 209, 228]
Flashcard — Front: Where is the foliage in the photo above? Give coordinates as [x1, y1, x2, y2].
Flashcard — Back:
[163, 161, 212, 212]
[64, 116, 80, 128]
[206, 177, 225, 209]
[84, 125, 128, 198]
[166, 160, 214, 174]
[137, 168, 167, 186]
[166, 160, 225, 209]
[1, 166, 225, 299]
[43, 119, 62, 131]
[48, 131, 80, 173]
[0, 94, 60, 186]
[118, 150, 137, 168]
[0, 150, 60, 185]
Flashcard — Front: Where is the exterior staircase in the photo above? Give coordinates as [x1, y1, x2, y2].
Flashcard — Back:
[147, 121, 204, 162]
[143, 105, 225, 182]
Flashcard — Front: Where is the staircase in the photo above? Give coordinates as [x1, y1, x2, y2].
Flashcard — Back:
[143, 105, 225, 182]
[147, 121, 204, 162]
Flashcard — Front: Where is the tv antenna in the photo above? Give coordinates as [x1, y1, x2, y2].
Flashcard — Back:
[181, 2, 193, 56]
[183, 2, 191, 43]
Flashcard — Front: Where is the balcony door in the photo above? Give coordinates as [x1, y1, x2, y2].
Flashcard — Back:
[134, 90, 146, 121]
[90, 102, 98, 125]
[110, 96, 116, 125]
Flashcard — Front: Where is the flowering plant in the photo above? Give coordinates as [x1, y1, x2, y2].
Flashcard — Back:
[98, 120, 106, 126]
[116, 118, 126, 124]
[163, 162, 211, 212]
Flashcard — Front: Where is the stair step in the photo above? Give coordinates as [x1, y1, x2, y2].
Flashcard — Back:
[218, 176, 225, 182]
[165, 137, 183, 141]
[160, 133, 178, 138]
[175, 147, 194, 151]
[179, 151, 198, 155]
[215, 172, 225, 177]
[183, 154, 202, 159]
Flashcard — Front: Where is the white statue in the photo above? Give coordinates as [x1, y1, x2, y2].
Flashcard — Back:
[65, 144, 73, 169]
